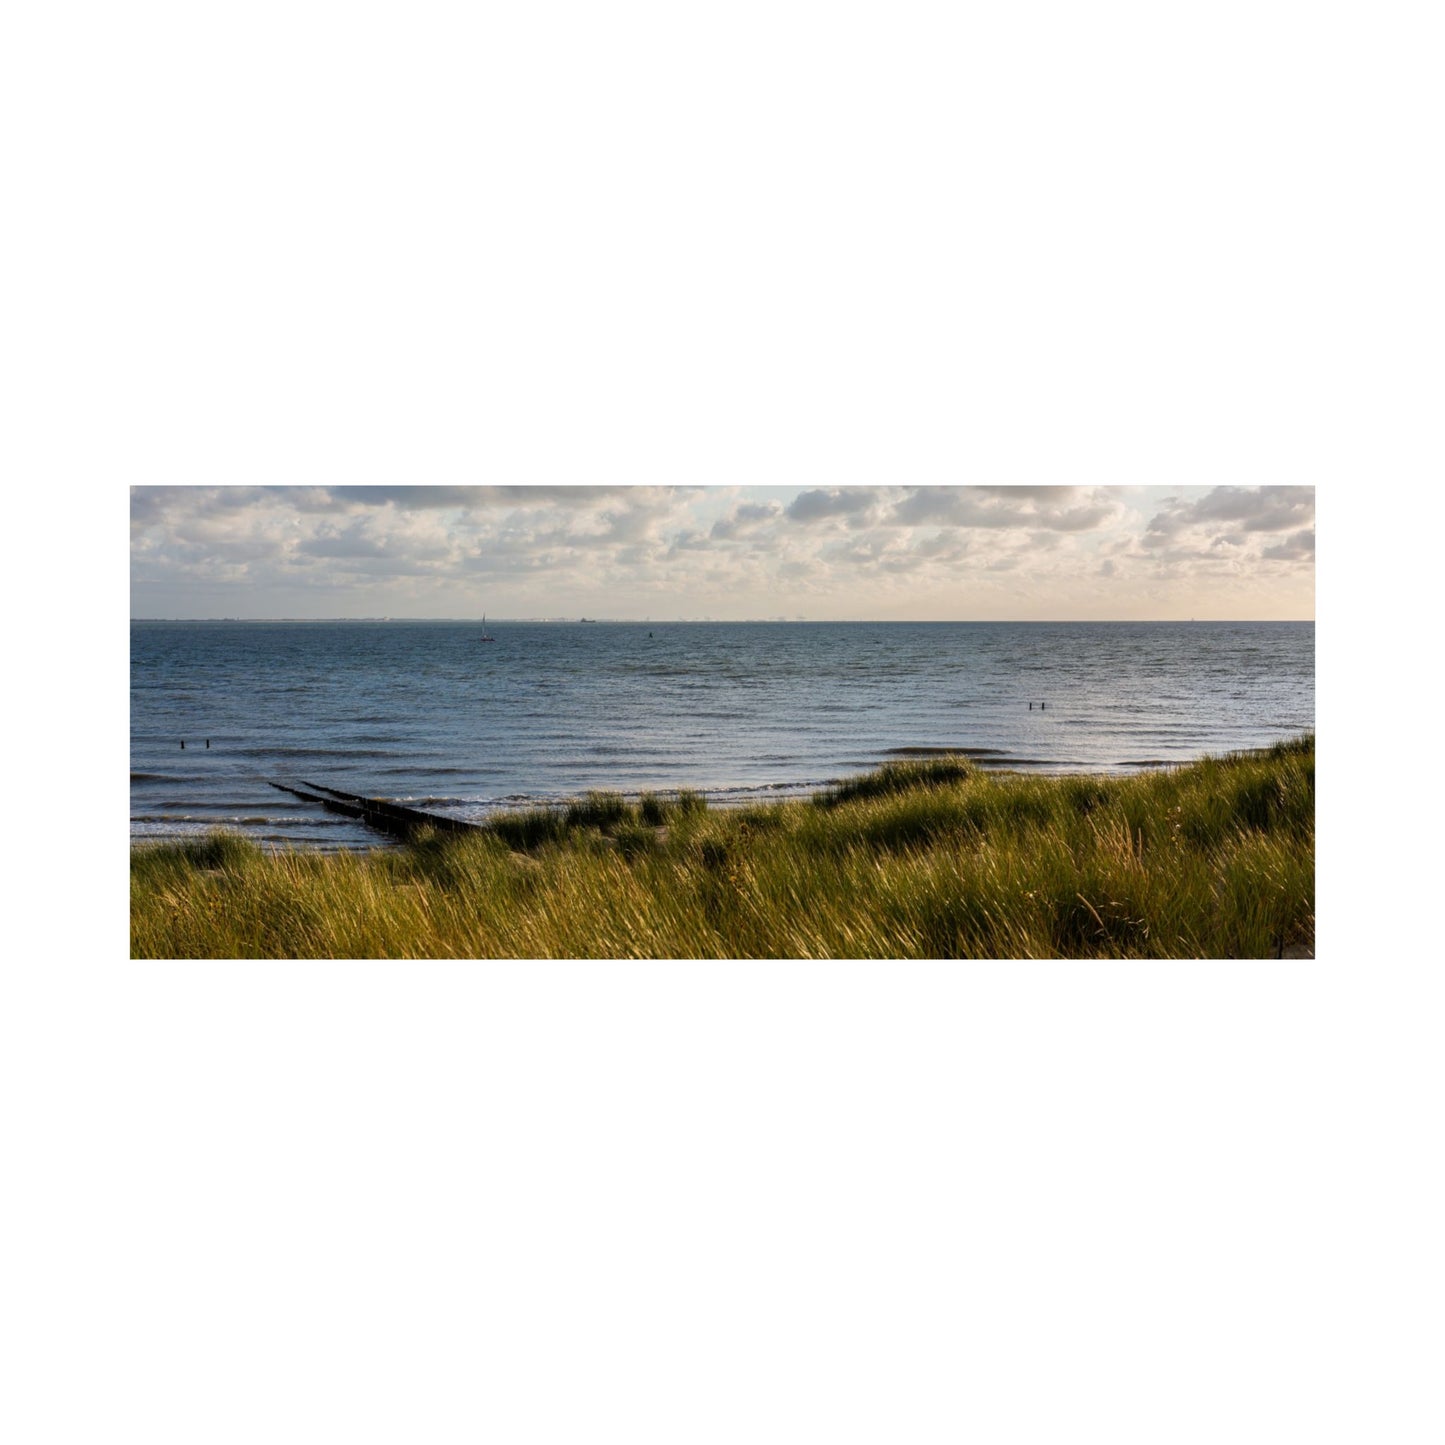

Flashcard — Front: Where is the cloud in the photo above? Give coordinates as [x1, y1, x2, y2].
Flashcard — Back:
[298, 528, 452, 565]
[1138, 487, 1316, 589]
[781, 486, 1121, 537]
[130, 484, 1315, 620]
[890, 486, 1119, 532]
[1261, 528, 1316, 561]
[974, 486, 1085, 500]
[711, 501, 783, 540]
[785, 487, 883, 524]
[1145, 486, 1314, 543]
[315, 485, 628, 511]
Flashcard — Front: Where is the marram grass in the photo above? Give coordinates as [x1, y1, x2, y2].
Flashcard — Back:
[131, 735, 1314, 959]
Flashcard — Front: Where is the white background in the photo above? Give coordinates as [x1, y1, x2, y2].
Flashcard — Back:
[6, 1, 1442, 1440]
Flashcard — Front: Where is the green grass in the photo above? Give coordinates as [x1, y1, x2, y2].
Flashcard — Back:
[131, 736, 1314, 959]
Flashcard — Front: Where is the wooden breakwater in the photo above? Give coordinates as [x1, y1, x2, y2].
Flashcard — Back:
[271, 780, 483, 841]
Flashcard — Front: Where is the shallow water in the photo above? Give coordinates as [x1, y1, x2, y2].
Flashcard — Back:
[131, 619, 1314, 849]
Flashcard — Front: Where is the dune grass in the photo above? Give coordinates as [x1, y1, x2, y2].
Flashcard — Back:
[131, 736, 1314, 959]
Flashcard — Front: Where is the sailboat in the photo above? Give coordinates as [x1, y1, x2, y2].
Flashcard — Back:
[480, 614, 495, 642]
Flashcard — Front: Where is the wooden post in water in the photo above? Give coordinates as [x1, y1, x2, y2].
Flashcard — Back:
[271, 780, 486, 843]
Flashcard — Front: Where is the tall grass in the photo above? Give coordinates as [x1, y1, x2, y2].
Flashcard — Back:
[131, 736, 1314, 958]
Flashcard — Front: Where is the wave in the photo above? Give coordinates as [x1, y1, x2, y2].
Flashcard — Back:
[884, 746, 1008, 757]
[352, 765, 477, 776]
[244, 746, 408, 759]
[134, 815, 272, 826]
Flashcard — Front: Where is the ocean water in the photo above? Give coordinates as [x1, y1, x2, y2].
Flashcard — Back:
[131, 619, 1315, 850]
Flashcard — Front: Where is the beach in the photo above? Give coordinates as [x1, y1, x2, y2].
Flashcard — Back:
[132, 736, 1316, 959]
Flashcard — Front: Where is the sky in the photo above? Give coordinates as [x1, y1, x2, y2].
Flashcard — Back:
[130, 484, 1315, 621]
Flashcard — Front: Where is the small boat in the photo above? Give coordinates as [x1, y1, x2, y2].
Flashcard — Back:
[480, 614, 495, 642]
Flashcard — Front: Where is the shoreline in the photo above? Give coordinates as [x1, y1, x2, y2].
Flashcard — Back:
[131, 738, 1315, 958]
[132, 739, 1312, 849]
[129, 740, 1303, 853]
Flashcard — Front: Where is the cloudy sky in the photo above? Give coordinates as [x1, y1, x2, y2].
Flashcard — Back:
[130, 485, 1314, 621]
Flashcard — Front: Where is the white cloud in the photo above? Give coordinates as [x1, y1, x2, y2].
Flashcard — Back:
[131, 484, 1314, 619]
[1145, 485, 1315, 542]
[890, 486, 1120, 532]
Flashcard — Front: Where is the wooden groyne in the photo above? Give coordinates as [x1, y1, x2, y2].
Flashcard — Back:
[270, 780, 483, 841]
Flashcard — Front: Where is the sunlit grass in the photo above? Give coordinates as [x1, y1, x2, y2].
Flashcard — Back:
[131, 736, 1314, 959]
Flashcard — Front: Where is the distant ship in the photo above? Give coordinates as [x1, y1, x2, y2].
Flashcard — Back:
[480, 614, 495, 642]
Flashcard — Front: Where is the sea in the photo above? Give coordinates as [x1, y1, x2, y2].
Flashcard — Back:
[131, 619, 1315, 850]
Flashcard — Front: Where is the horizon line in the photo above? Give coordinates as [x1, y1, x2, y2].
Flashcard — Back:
[130, 615, 1316, 624]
